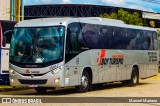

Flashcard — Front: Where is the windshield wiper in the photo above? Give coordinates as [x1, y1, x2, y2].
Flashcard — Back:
[32, 38, 46, 63]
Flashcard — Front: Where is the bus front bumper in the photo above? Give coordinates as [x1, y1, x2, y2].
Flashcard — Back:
[9, 71, 64, 88]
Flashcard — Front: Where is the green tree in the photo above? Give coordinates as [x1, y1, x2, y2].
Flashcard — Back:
[143, 19, 149, 27]
[100, 13, 117, 19]
[100, 9, 143, 26]
[157, 29, 160, 38]
[149, 20, 155, 28]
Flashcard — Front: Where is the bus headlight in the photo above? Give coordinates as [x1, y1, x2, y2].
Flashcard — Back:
[51, 66, 63, 75]
[9, 69, 15, 74]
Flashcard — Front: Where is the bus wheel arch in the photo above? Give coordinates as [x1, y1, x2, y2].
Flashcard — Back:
[84, 67, 93, 84]
[76, 67, 93, 92]
[129, 65, 139, 86]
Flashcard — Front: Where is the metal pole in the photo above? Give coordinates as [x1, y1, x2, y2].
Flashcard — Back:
[11, 0, 15, 20]
[15, 0, 20, 22]
[21, 0, 24, 20]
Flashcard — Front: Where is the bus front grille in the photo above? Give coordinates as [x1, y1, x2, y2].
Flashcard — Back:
[18, 79, 47, 84]
[20, 73, 46, 76]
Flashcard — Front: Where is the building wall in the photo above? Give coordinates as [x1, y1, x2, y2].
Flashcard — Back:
[143, 11, 160, 20]
[0, 0, 11, 20]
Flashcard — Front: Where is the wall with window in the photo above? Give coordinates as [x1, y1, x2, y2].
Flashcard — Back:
[0, 0, 10, 20]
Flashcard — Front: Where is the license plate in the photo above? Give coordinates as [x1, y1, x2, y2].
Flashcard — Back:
[28, 84, 38, 87]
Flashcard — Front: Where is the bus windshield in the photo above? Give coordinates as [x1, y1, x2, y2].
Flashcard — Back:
[10, 26, 65, 64]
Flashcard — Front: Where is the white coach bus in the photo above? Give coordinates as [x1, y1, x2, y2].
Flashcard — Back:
[8, 17, 158, 93]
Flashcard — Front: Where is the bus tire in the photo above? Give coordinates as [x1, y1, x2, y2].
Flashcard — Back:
[35, 87, 47, 94]
[129, 68, 139, 86]
[76, 71, 91, 93]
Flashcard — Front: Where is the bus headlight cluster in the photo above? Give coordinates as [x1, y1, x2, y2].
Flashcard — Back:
[51, 66, 63, 75]
[9, 69, 15, 74]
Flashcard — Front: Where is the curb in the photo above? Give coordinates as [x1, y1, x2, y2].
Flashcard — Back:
[0, 86, 33, 92]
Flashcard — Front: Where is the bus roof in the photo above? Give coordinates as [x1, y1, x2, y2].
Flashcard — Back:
[15, 17, 70, 27]
[15, 17, 156, 31]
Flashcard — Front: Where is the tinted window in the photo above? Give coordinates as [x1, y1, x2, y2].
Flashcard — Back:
[82, 24, 114, 49]
[127, 29, 137, 50]
[147, 31, 154, 50]
[113, 27, 128, 49]
[135, 30, 144, 50]
[70, 32, 79, 51]
[141, 30, 148, 50]
[153, 32, 158, 50]
[82, 24, 98, 49]
[97, 25, 113, 49]
[79, 22, 158, 50]
[67, 22, 83, 53]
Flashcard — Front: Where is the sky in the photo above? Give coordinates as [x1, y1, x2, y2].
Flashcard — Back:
[24, 0, 160, 12]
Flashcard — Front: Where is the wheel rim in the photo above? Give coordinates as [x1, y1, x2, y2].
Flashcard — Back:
[133, 74, 137, 84]
[81, 75, 88, 89]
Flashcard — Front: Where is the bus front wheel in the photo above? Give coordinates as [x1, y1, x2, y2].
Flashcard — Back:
[129, 68, 139, 86]
[35, 87, 47, 94]
[76, 71, 91, 93]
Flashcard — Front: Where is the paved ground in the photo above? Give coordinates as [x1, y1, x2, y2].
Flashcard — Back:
[0, 74, 160, 106]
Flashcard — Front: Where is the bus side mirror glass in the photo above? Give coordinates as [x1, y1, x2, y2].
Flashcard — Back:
[2, 36, 6, 47]
[3, 30, 13, 47]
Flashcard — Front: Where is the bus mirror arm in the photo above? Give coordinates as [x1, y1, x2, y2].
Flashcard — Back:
[3, 30, 13, 47]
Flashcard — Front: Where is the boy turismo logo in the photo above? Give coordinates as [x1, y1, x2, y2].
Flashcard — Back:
[96, 50, 124, 65]
[96, 50, 106, 65]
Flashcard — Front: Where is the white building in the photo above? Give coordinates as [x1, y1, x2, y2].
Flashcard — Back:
[0, 0, 11, 20]
[143, 11, 160, 20]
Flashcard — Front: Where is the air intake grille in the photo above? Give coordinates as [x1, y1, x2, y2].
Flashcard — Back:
[18, 79, 47, 84]
[20, 74, 46, 76]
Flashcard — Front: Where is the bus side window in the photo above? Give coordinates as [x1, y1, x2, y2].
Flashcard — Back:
[127, 29, 137, 50]
[135, 30, 143, 50]
[152, 32, 158, 50]
[70, 32, 79, 52]
[66, 28, 79, 53]
[147, 31, 154, 50]
[97, 25, 108, 49]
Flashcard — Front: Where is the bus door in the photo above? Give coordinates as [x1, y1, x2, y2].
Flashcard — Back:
[65, 23, 82, 86]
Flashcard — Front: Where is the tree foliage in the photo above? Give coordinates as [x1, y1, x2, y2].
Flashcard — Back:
[157, 29, 160, 38]
[149, 20, 155, 28]
[100, 9, 143, 26]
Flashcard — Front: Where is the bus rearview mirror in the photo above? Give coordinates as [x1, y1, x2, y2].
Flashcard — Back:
[3, 30, 13, 47]
[2, 36, 6, 47]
